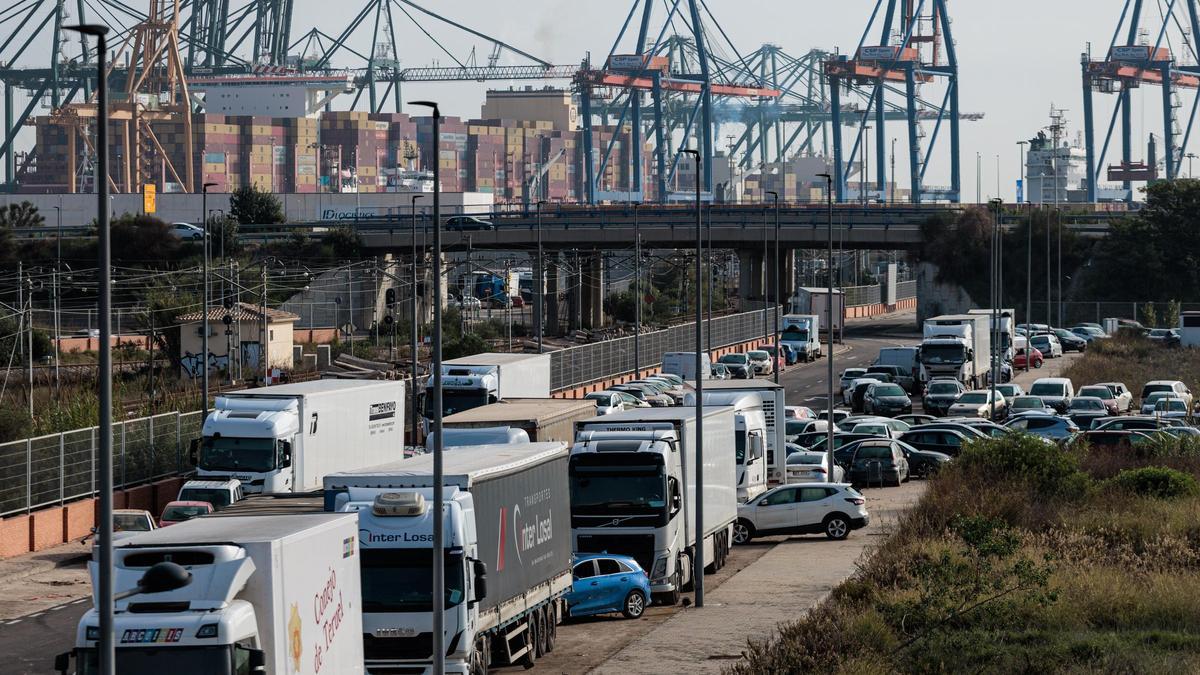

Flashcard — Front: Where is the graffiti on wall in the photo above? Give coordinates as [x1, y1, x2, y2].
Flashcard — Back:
[181, 351, 230, 377]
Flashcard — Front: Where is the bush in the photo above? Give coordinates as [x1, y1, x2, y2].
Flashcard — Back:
[0, 407, 32, 443]
[443, 332, 488, 360]
[323, 227, 362, 259]
[1109, 467, 1200, 500]
[956, 433, 1090, 497]
[229, 185, 284, 224]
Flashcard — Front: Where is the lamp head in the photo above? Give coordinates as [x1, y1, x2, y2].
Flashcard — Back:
[138, 562, 192, 594]
[410, 101, 440, 116]
[65, 24, 109, 37]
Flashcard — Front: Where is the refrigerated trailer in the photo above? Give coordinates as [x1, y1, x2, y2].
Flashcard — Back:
[432, 398, 598, 447]
[791, 288, 844, 343]
[324, 442, 572, 673]
[433, 353, 552, 418]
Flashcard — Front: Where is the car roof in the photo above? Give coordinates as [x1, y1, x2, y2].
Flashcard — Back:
[113, 509, 153, 516]
[574, 552, 642, 565]
[164, 500, 211, 508]
[1033, 377, 1071, 384]
[1145, 379, 1183, 385]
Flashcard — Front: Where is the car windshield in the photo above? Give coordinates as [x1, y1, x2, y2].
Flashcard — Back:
[585, 393, 612, 403]
[1078, 388, 1110, 399]
[1030, 383, 1066, 396]
[748, 351, 769, 360]
[873, 385, 906, 397]
[161, 505, 207, 522]
[788, 454, 823, 465]
[853, 424, 887, 435]
[1159, 400, 1188, 412]
[928, 383, 960, 395]
[1071, 399, 1104, 410]
[721, 354, 748, 365]
[922, 344, 966, 364]
[958, 393, 988, 404]
[786, 421, 817, 435]
[178, 488, 232, 508]
[361, 549, 465, 612]
[1143, 384, 1175, 397]
[1146, 392, 1176, 403]
[569, 461, 666, 514]
[856, 445, 893, 460]
[1013, 397, 1044, 408]
[113, 513, 151, 531]
[198, 436, 276, 473]
[842, 369, 866, 379]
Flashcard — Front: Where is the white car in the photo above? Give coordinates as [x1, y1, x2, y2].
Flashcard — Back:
[585, 391, 628, 415]
[747, 350, 773, 376]
[840, 367, 867, 393]
[785, 451, 846, 484]
[1141, 380, 1193, 411]
[169, 222, 205, 240]
[1096, 382, 1134, 412]
[947, 390, 1007, 419]
[1141, 392, 1185, 416]
[1029, 333, 1063, 358]
[733, 483, 869, 543]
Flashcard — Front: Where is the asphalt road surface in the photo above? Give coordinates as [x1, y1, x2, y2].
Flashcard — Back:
[0, 313, 922, 674]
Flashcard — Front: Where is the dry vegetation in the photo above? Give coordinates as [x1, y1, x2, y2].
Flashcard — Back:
[1061, 333, 1200, 397]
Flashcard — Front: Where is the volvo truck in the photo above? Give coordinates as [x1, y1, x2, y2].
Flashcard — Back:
[58, 512, 364, 675]
[192, 380, 404, 493]
[431, 353, 552, 418]
[571, 407, 738, 605]
[324, 442, 572, 674]
[780, 314, 822, 362]
[920, 314, 991, 389]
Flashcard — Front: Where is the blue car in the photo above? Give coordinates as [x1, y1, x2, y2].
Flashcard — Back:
[565, 554, 651, 619]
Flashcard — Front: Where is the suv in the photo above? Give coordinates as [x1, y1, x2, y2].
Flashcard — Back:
[1029, 377, 1075, 413]
[848, 440, 910, 487]
[177, 479, 243, 511]
[867, 365, 914, 394]
[923, 378, 966, 417]
[862, 382, 913, 417]
[1141, 380, 1193, 410]
[1004, 413, 1079, 441]
[1096, 382, 1134, 412]
[747, 350, 774, 376]
[733, 483, 869, 543]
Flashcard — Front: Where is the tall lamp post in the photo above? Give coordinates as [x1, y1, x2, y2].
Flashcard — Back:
[65, 22, 114, 675]
[410, 100, 446, 675]
[536, 200, 547, 353]
[816, 173, 836, 475]
[682, 148, 705, 608]
[52, 205, 62, 395]
[766, 191, 780, 385]
[1018, 141, 1031, 371]
[410, 194, 423, 448]
[200, 181, 217, 416]
[989, 199, 1003, 419]
[633, 202, 641, 378]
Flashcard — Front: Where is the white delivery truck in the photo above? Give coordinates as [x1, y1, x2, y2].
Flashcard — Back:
[324, 443, 572, 673]
[57, 512, 363, 675]
[791, 288, 845, 343]
[686, 380, 788, 485]
[433, 353, 552, 418]
[192, 379, 404, 494]
[780, 314, 822, 361]
[662, 352, 712, 381]
[686, 391, 768, 501]
[968, 308, 1015, 361]
[920, 314, 991, 389]
[571, 407, 738, 605]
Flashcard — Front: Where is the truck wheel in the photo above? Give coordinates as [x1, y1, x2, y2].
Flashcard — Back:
[545, 604, 557, 652]
[622, 590, 647, 619]
[535, 607, 548, 658]
[520, 615, 538, 669]
[679, 555, 695, 592]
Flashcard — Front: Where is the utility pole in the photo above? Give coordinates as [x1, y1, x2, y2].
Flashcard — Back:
[817, 173, 836, 488]
[890, 138, 897, 204]
[682, 148, 706, 609]
[536, 200, 546, 353]
[53, 205, 61, 396]
[411, 194, 423, 450]
[261, 265, 268, 385]
[27, 281, 34, 419]
[767, 191, 780, 385]
[633, 203, 642, 379]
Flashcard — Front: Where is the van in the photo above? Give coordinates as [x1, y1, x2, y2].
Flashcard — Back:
[868, 364, 915, 394]
[875, 347, 922, 392]
[1029, 377, 1075, 413]
[663, 352, 712, 381]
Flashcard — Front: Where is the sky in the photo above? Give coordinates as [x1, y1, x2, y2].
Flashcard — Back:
[8, 0, 1180, 201]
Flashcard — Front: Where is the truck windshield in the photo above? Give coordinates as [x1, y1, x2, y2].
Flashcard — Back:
[360, 549, 466, 613]
[432, 389, 490, 416]
[199, 437, 276, 473]
[569, 463, 666, 514]
[77, 646, 237, 675]
[921, 345, 966, 364]
[782, 328, 808, 342]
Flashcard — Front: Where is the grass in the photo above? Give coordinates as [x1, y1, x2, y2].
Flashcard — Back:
[728, 426, 1200, 672]
[1061, 333, 1200, 398]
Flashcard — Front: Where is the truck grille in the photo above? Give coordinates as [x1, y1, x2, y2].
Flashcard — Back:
[364, 634, 431, 661]
[575, 534, 655, 572]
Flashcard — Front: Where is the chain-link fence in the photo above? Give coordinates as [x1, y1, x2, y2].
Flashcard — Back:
[0, 410, 203, 517]
[549, 307, 781, 390]
[1027, 302, 1200, 328]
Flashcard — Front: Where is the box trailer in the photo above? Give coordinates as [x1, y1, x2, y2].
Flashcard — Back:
[791, 288, 845, 343]
[433, 353, 553, 417]
[571, 407, 738, 605]
[686, 380, 788, 485]
[432, 398, 598, 447]
[193, 379, 404, 493]
[59, 513, 363, 675]
[324, 442, 572, 672]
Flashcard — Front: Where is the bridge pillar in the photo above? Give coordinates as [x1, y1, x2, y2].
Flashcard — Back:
[738, 249, 766, 307]
[775, 249, 796, 307]
[581, 252, 605, 330]
[547, 251, 561, 336]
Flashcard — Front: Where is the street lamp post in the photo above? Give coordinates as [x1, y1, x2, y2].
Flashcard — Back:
[410, 194, 423, 449]
[65, 23, 114, 675]
[633, 203, 641, 379]
[201, 181, 217, 417]
[682, 148, 705, 608]
[817, 173, 836, 476]
[53, 205, 61, 395]
[767, 191, 780, 385]
[989, 199, 1003, 419]
[536, 200, 547, 353]
[410, 100, 445, 675]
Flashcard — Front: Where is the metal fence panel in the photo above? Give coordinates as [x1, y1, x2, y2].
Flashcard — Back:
[62, 428, 96, 506]
[896, 280, 917, 300]
[0, 439, 27, 514]
[29, 433, 63, 510]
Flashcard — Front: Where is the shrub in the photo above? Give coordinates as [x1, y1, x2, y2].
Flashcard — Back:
[229, 184, 285, 224]
[0, 408, 32, 443]
[956, 433, 1090, 497]
[1109, 467, 1200, 500]
[443, 332, 488, 360]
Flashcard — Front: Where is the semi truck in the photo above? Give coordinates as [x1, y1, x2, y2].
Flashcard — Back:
[780, 314, 822, 361]
[432, 353, 552, 418]
[57, 512, 364, 675]
[571, 407, 738, 605]
[685, 380, 788, 486]
[432, 398, 598, 447]
[323, 442, 572, 673]
[686, 392, 767, 502]
[968, 308, 1016, 361]
[192, 379, 404, 493]
[791, 288, 844, 343]
[920, 314, 991, 389]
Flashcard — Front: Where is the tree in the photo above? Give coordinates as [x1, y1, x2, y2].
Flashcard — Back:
[1163, 299, 1182, 330]
[1141, 302, 1158, 329]
[323, 227, 362, 259]
[138, 283, 198, 371]
[229, 184, 285, 224]
[0, 201, 45, 229]
[209, 214, 241, 258]
[109, 214, 183, 265]
[0, 316, 53, 366]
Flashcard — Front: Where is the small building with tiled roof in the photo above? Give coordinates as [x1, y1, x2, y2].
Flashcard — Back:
[177, 302, 301, 378]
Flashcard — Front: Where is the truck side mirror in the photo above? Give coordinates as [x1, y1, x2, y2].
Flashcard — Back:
[473, 560, 488, 603]
[247, 648, 267, 674]
[54, 652, 70, 674]
[188, 439, 200, 467]
[279, 441, 293, 469]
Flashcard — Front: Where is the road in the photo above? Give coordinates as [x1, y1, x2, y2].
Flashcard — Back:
[0, 313, 924, 674]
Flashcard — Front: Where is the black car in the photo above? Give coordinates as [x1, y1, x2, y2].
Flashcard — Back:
[862, 383, 913, 417]
[895, 440, 952, 477]
[896, 414, 937, 426]
[897, 428, 971, 457]
[851, 377, 891, 413]
[832, 435, 900, 469]
[1053, 329, 1088, 353]
[917, 422, 990, 440]
[445, 216, 495, 231]
[923, 379, 966, 417]
[848, 440, 909, 487]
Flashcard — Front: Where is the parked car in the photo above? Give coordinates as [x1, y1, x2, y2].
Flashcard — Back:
[1003, 413, 1080, 441]
[867, 365, 915, 394]
[938, 418, 1012, 438]
[785, 419, 831, 442]
[923, 379, 966, 417]
[710, 363, 731, 379]
[1147, 328, 1182, 346]
[896, 414, 938, 426]
[1141, 392, 1184, 416]
[1030, 377, 1075, 413]
[995, 383, 1026, 401]
[1141, 380, 1193, 410]
[915, 421, 990, 441]
[1029, 333, 1064, 358]
[785, 451, 846, 484]
[897, 428, 971, 457]
[177, 479, 243, 511]
[816, 409, 852, 427]
[848, 440, 910, 487]
[747, 350, 774, 376]
[1153, 397, 1191, 420]
[168, 222, 204, 240]
[445, 215, 495, 230]
[839, 367, 868, 394]
[586, 391, 632, 415]
[1072, 325, 1109, 340]
[611, 383, 671, 407]
[946, 390, 1007, 419]
[565, 554, 651, 620]
[895, 440, 952, 478]
[1078, 430, 1157, 449]
[1068, 396, 1110, 429]
[733, 483, 869, 543]
[761, 345, 789, 370]
[1013, 346, 1044, 369]
[158, 500, 214, 527]
[1010, 395, 1055, 415]
[862, 382, 913, 417]
[83, 509, 157, 548]
[1052, 328, 1088, 352]
[1092, 416, 1183, 432]
[1096, 382, 1134, 412]
[1076, 385, 1122, 416]
[719, 353, 753, 379]
[608, 385, 657, 408]
[785, 406, 817, 420]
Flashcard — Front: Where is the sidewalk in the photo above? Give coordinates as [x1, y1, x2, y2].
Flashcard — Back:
[0, 539, 91, 621]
